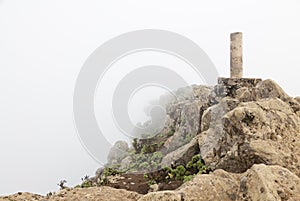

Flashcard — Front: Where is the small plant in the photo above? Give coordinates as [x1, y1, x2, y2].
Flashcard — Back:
[183, 175, 195, 182]
[98, 177, 109, 186]
[104, 168, 119, 177]
[158, 141, 165, 148]
[80, 180, 93, 188]
[139, 161, 150, 169]
[167, 127, 176, 137]
[186, 154, 207, 174]
[132, 138, 138, 153]
[151, 151, 163, 162]
[183, 134, 194, 145]
[148, 180, 156, 185]
[57, 180, 67, 190]
[143, 173, 149, 180]
[164, 165, 188, 180]
[80, 175, 94, 188]
[81, 175, 90, 181]
[174, 165, 187, 180]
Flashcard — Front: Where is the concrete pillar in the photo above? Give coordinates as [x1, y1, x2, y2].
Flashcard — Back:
[230, 32, 243, 78]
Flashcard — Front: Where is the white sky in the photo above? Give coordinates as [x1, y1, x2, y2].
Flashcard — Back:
[0, 0, 300, 196]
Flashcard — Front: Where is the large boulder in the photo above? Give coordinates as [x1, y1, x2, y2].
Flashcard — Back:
[138, 168, 239, 201]
[255, 79, 289, 100]
[107, 141, 129, 164]
[201, 98, 300, 176]
[160, 136, 200, 167]
[237, 164, 300, 201]
[191, 85, 213, 103]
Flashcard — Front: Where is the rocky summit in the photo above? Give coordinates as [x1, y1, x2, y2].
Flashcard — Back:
[1, 78, 300, 201]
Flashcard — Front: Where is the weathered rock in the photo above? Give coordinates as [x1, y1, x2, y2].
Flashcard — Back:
[211, 77, 262, 103]
[164, 100, 203, 152]
[191, 85, 213, 103]
[3, 165, 299, 201]
[201, 98, 300, 176]
[0, 187, 141, 201]
[139, 164, 300, 201]
[107, 141, 129, 164]
[120, 156, 133, 170]
[176, 169, 240, 201]
[237, 164, 300, 201]
[0, 192, 43, 201]
[211, 78, 299, 106]
[139, 168, 239, 201]
[161, 86, 212, 152]
[201, 97, 239, 132]
[235, 87, 253, 102]
[92, 167, 104, 183]
[48, 187, 141, 201]
[160, 136, 199, 167]
[254, 79, 300, 114]
[138, 191, 181, 201]
[255, 79, 289, 100]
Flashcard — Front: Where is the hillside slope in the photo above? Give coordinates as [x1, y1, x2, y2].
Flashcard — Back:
[1, 78, 300, 201]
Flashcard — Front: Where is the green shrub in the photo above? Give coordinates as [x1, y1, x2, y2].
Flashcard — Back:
[167, 129, 175, 137]
[139, 161, 150, 169]
[80, 180, 93, 188]
[104, 167, 121, 177]
[151, 151, 163, 162]
[183, 175, 195, 182]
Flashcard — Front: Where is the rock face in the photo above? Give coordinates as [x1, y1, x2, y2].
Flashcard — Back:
[200, 79, 300, 177]
[162, 85, 212, 152]
[139, 164, 300, 201]
[107, 140, 129, 164]
[161, 136, 200, 167]
[237, 164, 300, 201]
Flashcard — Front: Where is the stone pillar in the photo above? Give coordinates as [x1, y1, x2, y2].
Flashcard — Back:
[230, 32, 243, 78]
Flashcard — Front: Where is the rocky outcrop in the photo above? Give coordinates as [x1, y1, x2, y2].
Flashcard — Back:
[0, 192, 44, 201]
[139, 168, 239, 201]
[0, 186, 141, 201]
[200, 79, 300, 177]
[162, 85, 212, 152]
[2, 164, 299, 201]
[2, 165, 299, 201]
[163, 100, 203, 152]
[161, 136, 200, 167]
[237, 164, 300, 201]
[139, 164, 300, 201]
[107, 140, 129, 164]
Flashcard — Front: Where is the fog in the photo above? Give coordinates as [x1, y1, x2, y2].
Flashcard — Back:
[0, 0, 300, 196]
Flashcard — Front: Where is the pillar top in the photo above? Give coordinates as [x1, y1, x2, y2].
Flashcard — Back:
[230, 32, 243, 78]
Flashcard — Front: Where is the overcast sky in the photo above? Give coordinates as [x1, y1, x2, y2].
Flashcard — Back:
[0, 0, 300, 196]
